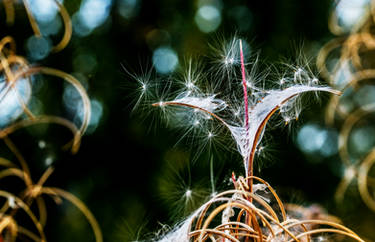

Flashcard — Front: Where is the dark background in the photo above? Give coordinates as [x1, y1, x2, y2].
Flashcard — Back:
[0, 0, 374, 241]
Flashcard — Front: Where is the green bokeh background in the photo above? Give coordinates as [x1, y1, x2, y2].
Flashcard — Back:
[0, 0, 374, 241]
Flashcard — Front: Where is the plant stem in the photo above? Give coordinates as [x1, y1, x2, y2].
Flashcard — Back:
[239, 40, 254, 198]
[210, 156, 215, 195]
[240, 40, 256, 242]
[239, 40, 249, 130]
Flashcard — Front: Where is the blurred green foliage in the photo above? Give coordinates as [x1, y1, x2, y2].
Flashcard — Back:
[0, 0, 374, 241]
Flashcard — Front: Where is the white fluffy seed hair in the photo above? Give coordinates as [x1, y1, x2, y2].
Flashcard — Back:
[135, 39, 339, 175]
[155, 217, 192, 242]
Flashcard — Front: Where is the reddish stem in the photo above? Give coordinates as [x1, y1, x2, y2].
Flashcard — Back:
[239, 40, 254, 197]
[240, 41, 255, 241]
[239, 40, 249, 129]
[231, 172, 237, 188]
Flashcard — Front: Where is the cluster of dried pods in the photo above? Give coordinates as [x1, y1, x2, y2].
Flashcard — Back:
[0, 2, 102, 241]
[317, 0, 375, 213]
[186, 176, 362, 241]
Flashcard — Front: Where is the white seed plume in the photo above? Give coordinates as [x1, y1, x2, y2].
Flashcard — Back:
[150, 40, 340, 176]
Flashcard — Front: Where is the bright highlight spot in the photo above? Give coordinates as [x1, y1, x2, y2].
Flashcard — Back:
[152, 46, 178, 74]
[74, 0, 112, 36]
[185, 189, 192, 197]
[38, 140, 46, 149]
[86, 99, 104, 133]
[336, 0, 369, 32]
[332, 61, 353, 88]
[63, 82, 103, 134]
[195, 5, 222, 33]
[29, 0, 62, 23]
[0, 76, 32, 127]
[26, 36, 52, 60]
[350, 126, 375, 156]
[45, 156, 54, 166]
[297, 124, 338, 157]
[8, 196, 16, 208]
[39, 17, 63, 36]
